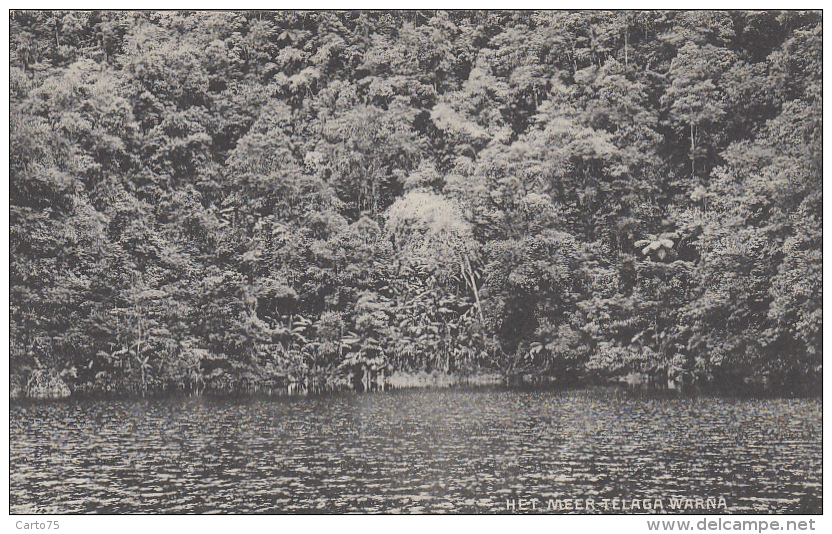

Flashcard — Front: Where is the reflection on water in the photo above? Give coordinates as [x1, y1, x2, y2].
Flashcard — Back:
[10, 387, 822, 514]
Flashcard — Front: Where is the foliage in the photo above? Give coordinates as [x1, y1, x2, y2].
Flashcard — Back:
[9, 10, 821, 396]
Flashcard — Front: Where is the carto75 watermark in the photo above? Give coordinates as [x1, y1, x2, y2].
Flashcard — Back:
[15, 521, 60, 530]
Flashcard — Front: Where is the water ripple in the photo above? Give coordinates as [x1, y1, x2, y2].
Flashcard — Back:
[10, 388, 822, 514]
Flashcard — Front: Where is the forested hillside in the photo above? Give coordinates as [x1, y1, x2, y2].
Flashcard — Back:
[9, 11, 822, 397]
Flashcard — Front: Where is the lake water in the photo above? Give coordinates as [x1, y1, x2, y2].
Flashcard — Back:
[10, 387, 822, 514]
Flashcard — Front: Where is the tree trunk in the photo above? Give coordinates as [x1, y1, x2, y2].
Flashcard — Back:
[624, 15, 629, 68]
[464, 256, 485, 326]
[690, 123, 696, 176]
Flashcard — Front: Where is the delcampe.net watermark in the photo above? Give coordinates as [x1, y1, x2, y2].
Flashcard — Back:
[646, 518, 818, 532]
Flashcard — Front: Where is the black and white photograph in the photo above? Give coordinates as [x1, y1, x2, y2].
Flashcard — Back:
[6, 4, 824, 521]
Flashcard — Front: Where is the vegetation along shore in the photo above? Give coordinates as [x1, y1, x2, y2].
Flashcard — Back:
[10, 11, 821, 399]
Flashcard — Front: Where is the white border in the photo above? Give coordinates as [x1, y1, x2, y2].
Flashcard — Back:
[2, 3, 827, 533]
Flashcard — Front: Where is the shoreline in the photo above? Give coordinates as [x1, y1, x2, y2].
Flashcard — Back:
[9, 370, 822, 402]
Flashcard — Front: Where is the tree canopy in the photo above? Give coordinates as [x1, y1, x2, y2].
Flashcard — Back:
[9, 10, 822, 396]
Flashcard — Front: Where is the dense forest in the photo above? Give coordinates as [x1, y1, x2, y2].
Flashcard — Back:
[9, 10, 822, 398]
